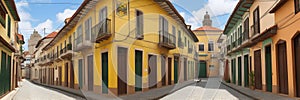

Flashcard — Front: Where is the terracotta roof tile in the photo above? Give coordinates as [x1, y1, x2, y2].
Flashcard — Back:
[45, 32, 58, 38]
[17, 33, 24, 41]
[194, 26, 222, 31]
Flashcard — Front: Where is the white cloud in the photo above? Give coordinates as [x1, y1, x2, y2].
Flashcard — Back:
[34, 19, 54, 35]
[192, 0, 238, 20]
[179, 0, 238, 29]
[56, 9, 76, 22]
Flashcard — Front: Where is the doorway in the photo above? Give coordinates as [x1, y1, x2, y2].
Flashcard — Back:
[265, 45, 272, 92]
[161, 56, 166, 86]
[87, 55, 94, 91]
[198, 61, 207, 78]
[168, 58, 172, 85]
[148, 54, 157, 89]
[277, 41, 288, 94]
[231, 59, 236, 84]
[238, 57, 242, 86]
[65, 63, 69, 87]
[135, 50, 142, 92]
[254, 50, 262, 90]
[118, 47, 127, 95]
[294, 34, 300, 97]
[244, 55, 249, 87]
[102, 52, 109, 94]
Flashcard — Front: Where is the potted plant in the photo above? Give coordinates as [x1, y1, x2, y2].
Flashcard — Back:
[249, 71, 255, 90]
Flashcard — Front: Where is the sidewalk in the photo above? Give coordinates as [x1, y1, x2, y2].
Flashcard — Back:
[221, 81, 297, 100]
[32, 80, 196, 100]
[1, 79, 24, 100]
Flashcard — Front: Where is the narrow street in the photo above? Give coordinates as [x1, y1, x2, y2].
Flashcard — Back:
[11, 80, 84, 100]
[162, 78, 253, 100]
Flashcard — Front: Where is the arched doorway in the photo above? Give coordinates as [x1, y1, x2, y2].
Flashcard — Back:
[294, 34, 300, 97]
[276, 40, 288, 94]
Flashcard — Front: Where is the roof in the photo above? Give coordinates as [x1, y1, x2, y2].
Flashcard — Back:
[194, 26, 222, 31]
[4, 0, 20, 21]
[17, 33, 24, 41]
[223, 0, 254, 35]
[35, 31, 58, 48]
[269, 0, 287, 13]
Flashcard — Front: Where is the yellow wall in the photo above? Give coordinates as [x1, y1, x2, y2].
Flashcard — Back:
[194, 30, 222, 77]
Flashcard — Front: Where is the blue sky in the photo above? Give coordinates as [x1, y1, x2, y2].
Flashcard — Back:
[16, 0, 238, 50]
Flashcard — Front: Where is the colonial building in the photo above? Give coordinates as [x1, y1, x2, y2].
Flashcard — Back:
[269, 0, 300, 97]
[0, 0, 23, 98]
[224, 0, 279, 96]
[37, 0, 198, 96]
[193, 12, 223, 78]
[31, 31, 57, 83]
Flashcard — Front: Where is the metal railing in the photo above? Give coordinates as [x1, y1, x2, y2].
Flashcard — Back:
[159, 31, 176, 47]
[91, 18, 111, 42]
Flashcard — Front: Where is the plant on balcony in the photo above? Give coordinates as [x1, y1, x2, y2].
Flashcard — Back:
[67, 44, 72, 50]
[249, 71, 255, 90]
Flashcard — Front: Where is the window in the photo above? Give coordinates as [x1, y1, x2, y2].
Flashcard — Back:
[172, 26, 176, 45]
[159, 16, 168, 42]
[136, 10, 143, 38]
[185, 37, 187, 46]
[208, 41, 214, 51]
[199, 44, 204, 51]
[243, 18, 249, 40]
[85, 18, 92, 41]
[69, 36, 71, 44]
[253, 7, 260, 34]
[7, 16, 10, 37]
[76, 25, 83, 45]
[295, 0, 300, 13]
[99, 7, 107, 22]
[178, 30, 182, 47]
[0, 3, 6, 27]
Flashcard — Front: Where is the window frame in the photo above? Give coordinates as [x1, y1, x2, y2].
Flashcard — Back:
[295, 0, 300, 13]
[136, 10, 144, 38]
[208, 40, 214, 52]
[198, 43, 204, 51]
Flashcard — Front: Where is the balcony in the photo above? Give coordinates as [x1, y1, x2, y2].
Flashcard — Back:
[54, 52, 62, 62]
[92, 18, 111, 43]
[159, 31, 176, 49]
[74, 33, 93, 52]
[60, 44, 73, 60]
[231, 41, 236, 49]
[237, 37, 242, 46]
[227, 45, 231, 52]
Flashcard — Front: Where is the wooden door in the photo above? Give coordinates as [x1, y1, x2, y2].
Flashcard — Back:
[265, 45, 272, 92]
[135, 50, 142, 91]
[65, 63, 69, 87]
[70, 61, 75, 88]
[294, 35, 300, 97]
[148, 55, 157, 89]
[87, 55, 94, 91]
[78, 59, 83, 88]
[244, 55, 249, 87]
[199, 61, 207, 78]
[231, 59, 236, 84]
[58, 67, 62, 86]
[118, 47, 127, 95]
[102, 52, 108, 93]
[277, 42, 288, 94]
[161, 56, 166, 86]
[184, 58, 187, 81]
[238, 57, 242, 86]
[174, 57, 179, 83]
[254, 50, 262, 90]
[168, 58, 172, 85]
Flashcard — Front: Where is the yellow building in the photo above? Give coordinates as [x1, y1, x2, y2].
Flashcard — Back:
[0, 0, 23, 98]
[193, 12, 223, 78]
[40, 0, 198, 96]
[268, 0, 300, 97]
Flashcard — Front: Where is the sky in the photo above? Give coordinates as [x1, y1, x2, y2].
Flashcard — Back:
[15, 0, 238, 50]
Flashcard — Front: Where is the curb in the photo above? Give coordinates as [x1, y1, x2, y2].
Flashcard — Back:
[220, 81, 259, 100]
[30, 81, 87, 99]
[153, 81, 197, 100]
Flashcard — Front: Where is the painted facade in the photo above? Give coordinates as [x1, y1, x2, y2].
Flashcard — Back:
[193, 12, 223, 78]
[36, 0, 198, 96]
[0, 0, 23, 98]
[222, 0, 300, 98]
[268, 0, 300, 97]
